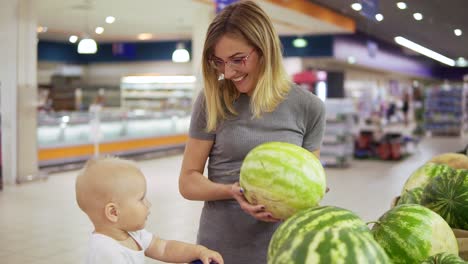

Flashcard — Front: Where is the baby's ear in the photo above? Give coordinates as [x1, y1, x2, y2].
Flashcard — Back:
[104, 203, 119, 223]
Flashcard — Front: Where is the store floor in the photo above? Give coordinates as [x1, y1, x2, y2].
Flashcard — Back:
[0, 136, 466, 264]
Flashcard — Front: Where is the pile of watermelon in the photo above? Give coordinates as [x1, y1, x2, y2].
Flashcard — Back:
[239, 143, 466, 263]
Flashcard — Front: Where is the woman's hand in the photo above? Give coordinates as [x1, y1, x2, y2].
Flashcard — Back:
[230, 182, 281, 223]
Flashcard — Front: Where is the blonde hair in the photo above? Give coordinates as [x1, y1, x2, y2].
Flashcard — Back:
[201, 0, 291, 131]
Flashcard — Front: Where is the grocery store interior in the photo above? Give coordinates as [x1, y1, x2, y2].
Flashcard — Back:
[1, 0, 467, 263]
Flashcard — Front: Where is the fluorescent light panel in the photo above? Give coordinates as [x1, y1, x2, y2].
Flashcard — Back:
[394, 36, 455, 66]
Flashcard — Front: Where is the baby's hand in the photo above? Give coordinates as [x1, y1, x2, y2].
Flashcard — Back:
[198, 246, 223, 264]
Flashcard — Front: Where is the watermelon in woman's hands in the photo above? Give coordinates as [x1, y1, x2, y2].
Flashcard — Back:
[240, 142, 326, 219]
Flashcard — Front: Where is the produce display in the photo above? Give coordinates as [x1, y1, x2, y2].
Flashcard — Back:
[268, 206, 390, 264]
[239, 141, 467, 263]
[420, 252, 467, 264]
[240, 141, 326, 219]
[371, 204, 458, 264]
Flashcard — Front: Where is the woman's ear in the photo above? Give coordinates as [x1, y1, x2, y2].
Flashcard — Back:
[104, 203, 119, 223]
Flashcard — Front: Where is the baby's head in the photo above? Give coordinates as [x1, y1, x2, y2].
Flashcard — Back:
[75, 156, 151, 231]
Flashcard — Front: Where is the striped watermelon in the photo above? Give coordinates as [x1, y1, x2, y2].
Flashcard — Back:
[402, 163, 454, 193]
[240, 142, 326, 219]
[371, 204, 458, 264]
[421, 252, 467, 264]
[397, 187, 423, 205]
[268, 206, 390, 264]
[421, 168, 468, 230]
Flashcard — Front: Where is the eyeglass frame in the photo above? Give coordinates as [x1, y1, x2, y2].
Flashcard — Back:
[209, 48, 256, 71]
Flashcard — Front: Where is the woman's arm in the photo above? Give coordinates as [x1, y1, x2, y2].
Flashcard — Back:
[179, 137, 233, 201]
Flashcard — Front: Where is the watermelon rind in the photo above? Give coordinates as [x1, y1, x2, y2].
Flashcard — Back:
[402, 163, 454, 193]
[371, 204, 458, 264]
[268, 206, 387, 263]
[397, 187, 423, 205]
[240, 141, 326, 219]
[421, 168, 468, 230]
[270, 227, 391, 264]
[420, 252, 467, 264]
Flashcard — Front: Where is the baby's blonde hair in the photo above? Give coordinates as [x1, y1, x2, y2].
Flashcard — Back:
[75, 156, 141, 216]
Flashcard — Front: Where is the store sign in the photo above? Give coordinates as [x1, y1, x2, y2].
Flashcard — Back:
[360, 0, 379, 20]
[215, 0, 238, 13]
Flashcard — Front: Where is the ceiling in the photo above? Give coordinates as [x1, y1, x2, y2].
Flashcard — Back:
[35, 0, 353, 43]
[308, 0, 468, 63]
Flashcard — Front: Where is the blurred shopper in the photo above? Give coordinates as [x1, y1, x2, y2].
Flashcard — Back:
[178, 1, 326, 263]
[76, 157, 223, 264]
[402, 91, 410, 127]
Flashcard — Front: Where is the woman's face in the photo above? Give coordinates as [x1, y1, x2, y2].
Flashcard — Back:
[212, 34, 259, 95]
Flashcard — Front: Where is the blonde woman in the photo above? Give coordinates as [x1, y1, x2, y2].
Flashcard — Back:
[179, 1, 325, 263]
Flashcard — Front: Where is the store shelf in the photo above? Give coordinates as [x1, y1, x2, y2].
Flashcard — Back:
[321, 99, 357, 168]
[120, 75, 195, 113]
[424, 85, 467, 136]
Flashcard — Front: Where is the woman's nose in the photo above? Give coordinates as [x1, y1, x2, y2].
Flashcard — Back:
[223, 65, 237, 80]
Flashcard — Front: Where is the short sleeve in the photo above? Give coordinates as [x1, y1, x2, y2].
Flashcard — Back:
[189, 91, 216, 140]
[302, 96, 326, 152]
[130, 229, 154, 250]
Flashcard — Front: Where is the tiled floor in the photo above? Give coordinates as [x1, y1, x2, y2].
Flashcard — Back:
[0, 136, 466, 264]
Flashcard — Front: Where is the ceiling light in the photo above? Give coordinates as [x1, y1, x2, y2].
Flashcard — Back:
[394, 36, 455, 66]
[454, 29, 462, 36]
[397, 2, 407, 9]
[78, 38, 98, 54]
[292, 37, 308, 48]
[138, 33, 153, 40]
[105, 16, 115, 24]
[37, 26, 48, 33]
[456, 57, 467, 67]
[69, 35, 78, 43]
[172, 43, 190, 63]
[413, 13, 423, 21]
[375, 14, 384, 21]
[351, 3, 362, 11]
[95, 27, 104, 34]
[347, 56, 356, 64]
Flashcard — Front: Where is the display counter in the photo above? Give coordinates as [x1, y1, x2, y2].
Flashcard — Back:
[37, 109, 190, 166]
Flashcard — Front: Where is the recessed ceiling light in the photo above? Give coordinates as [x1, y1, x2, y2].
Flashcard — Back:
[375, 14, 384, 21]
[105, 16, 115, 24]
[351, 3, 362, 11]
[397, 2, 407, 9]
[95, 27, 104, 34]
[454, 29, 462, 36]
[138, 33, 153, 40]
[456, 57, 467, 67]
[347, 56, 356, 64]
[37, 26, 48, 33]
[413, 13, 423, 21]
[69, 35, 78, 43]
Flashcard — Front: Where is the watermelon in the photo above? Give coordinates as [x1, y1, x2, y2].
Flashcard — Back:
[397, 187, 423, 205]
[429, 153, 468, 170]
[420, 252, 467, 264]
[421, 168, 468, 230]
[240, 142, 326, 219]
[268, 206, 390, 264]
[402, 163, 454, 193]
[371, 204, 458, 264]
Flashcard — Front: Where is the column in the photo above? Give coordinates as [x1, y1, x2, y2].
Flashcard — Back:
[191, 2, 215, 98]
[0, 0, 39, 185]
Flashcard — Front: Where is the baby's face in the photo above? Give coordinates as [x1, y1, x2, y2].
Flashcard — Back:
[117, 172, 151, 231]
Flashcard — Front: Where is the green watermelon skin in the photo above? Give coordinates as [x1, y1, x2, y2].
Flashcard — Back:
[420, 252, 467, 264]
[371, 204, 458, 264]
[402, 163, 454, 193]
[268, 206, 390, 264]
[421, 168, 468, 230]
[397, 187, 423, 205]
[240, 141, 326, 219]
[271, 227, 390, 264]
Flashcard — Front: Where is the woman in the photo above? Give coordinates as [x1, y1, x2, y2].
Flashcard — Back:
[179, 1, 326, 263]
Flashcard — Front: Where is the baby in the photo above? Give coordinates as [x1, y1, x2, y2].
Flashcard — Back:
[75, 156, 223, 264]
